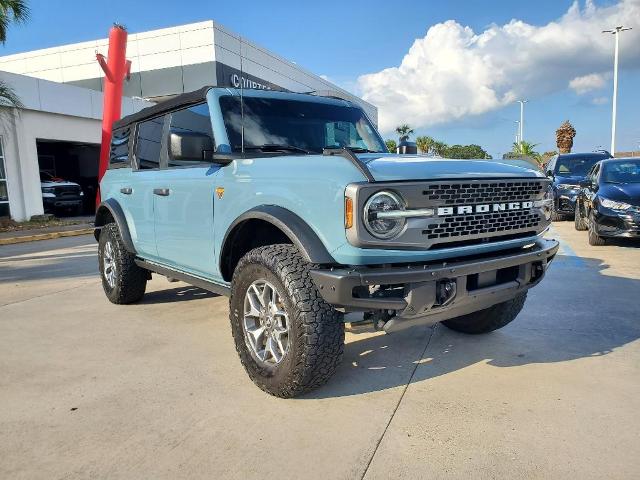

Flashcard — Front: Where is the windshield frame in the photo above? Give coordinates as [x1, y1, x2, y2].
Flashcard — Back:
[207, 89, 386, 157]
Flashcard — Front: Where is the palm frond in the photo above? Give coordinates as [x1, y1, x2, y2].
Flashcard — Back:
[0, 80, 23, 108]
[0, 0, 30, 43]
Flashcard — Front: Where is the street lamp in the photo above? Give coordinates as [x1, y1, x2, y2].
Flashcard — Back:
[514, 120, 520, 145]
[517, 100, 528, 152]
[602, 25, 632, 156]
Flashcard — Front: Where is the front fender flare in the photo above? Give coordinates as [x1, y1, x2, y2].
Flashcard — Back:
[94, 198, 136, 254]
[220, 205, 336, 268]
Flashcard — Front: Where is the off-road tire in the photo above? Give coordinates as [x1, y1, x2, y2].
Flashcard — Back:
[588, 219, 606, 246]
[551, 209, 565, 222]
[229, 244, 344, 398]
[442, 292, 527, 334]
[574, 201, 587, 231]
[98, 223, 147, 304]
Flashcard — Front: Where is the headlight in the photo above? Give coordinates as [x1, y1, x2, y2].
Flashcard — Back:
[556, 183, 579, 190]
[41, 187, 55, 194]
[600, 197, 631, 211]
[364, 191, 406, 239]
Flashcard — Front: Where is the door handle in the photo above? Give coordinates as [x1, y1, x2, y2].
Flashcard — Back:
[153, 188, 171, 196]
[120, 187, 132, 195]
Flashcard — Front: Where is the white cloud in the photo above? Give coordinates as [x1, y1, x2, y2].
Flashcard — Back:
[569, 73, 608, 94]
[357, 0, 640, 134]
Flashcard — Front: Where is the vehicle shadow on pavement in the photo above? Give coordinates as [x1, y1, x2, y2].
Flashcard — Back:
[139, 286, 218, 304]
[303, 254, 640, 399]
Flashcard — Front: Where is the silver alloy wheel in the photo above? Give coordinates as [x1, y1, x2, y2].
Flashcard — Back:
[243, 280, 290, 366]
[103, 241, 116, 288]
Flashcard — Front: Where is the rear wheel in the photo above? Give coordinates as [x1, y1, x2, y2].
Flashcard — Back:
[229, 244, 344, 398]
[551, 208, 565, 222]
[442, 293, 527, 334]
[574, 201, 587, 231]
[98, 223, 148, 304]
[588, 218, 606, 246]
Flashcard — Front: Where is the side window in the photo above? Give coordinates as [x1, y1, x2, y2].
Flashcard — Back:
[167, 103, 214, 167]
[109, 126, 131, 168]
[135, 116, 166, 169]
[589, 164, 600, 183]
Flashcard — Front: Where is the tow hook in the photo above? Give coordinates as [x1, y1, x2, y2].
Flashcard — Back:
[436, 279, 457, 307]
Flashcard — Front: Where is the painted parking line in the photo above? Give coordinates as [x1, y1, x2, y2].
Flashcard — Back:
[547, 224, 586, 269]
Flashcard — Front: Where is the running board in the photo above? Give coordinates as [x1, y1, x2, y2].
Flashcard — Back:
[134, 259, 231, 297]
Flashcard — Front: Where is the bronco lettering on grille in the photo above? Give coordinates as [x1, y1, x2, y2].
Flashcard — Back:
[437, 201, 533, 216]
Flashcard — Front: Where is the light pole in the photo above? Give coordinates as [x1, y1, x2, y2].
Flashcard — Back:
[517, 100, 527, 152]
[602, 26, 632, 156]
[514, 120, 520, 145]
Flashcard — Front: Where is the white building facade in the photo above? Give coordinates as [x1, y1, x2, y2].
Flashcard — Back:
[0, 21, 377, 221]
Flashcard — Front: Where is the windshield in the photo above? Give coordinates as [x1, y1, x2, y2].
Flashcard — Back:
[602, 160, 640, 184]
[219, 96, 387, 154]
[554, 156, 601, 176]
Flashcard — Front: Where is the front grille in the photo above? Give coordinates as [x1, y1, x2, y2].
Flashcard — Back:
[55, 186, 81, 197]
[423, 210, 541, 240]
[418, 179, 548, 247]
[423, 181, 544, 205]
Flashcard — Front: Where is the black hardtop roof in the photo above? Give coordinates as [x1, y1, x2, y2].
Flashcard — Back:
[114, 86, 212, 130]
[113, 86, 357, 130]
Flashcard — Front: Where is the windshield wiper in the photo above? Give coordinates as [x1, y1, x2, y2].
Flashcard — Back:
[242, 144, 312, 154]
[323, 146, 382, 154]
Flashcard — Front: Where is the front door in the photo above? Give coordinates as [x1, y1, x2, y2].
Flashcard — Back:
[127, 114, 167, 259]
[153, 103, 221, 277]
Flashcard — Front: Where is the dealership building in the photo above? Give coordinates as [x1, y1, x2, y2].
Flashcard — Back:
[0, 21, 376, 221]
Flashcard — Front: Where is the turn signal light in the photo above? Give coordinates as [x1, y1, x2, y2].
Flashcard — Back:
[345, 197, 354, 229]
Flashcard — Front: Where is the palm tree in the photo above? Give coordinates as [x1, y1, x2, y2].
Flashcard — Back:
[0, 0, 29, 108]
[385, 139, 397, 153]
[415, 135, 434, 155]
[512, 141, 542, 165]
[395, 124, 414, 142]
[432, 141, 448, 158]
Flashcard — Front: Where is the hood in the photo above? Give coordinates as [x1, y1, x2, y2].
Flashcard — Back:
[358, 154, 545, 182]
[41, 180, 80, 188]
[554, 174, 585, 185]
[599, 182, 640, 205]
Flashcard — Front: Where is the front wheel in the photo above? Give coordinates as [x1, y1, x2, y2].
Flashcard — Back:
[229, 244, 344, 398]
[98, 223, 148, 304]
[588, 219, 606, 246]
[442, 292, 527, 334]
[574, 201, 587, 231]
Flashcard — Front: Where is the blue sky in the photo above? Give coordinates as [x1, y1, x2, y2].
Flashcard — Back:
[2, 0, 639, 158]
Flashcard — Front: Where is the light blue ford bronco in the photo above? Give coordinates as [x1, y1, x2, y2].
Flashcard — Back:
[95, 86, 558, 397]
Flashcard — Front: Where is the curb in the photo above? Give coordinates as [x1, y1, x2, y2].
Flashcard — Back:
[0, 228, 94, 245]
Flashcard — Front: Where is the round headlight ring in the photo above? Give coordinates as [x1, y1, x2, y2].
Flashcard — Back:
[363, 190, 406, 239]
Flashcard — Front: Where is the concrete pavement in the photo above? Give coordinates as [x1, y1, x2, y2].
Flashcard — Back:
[1, 224, 639, 479]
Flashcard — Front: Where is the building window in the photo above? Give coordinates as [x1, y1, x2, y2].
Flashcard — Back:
[0, 137, 10, 218]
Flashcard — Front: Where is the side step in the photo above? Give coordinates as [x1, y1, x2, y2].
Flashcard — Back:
[134, 259, 231, 297]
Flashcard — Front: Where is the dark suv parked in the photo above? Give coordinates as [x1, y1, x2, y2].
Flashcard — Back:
[575, 158, 640, 245]
[545, 151, 612, 220]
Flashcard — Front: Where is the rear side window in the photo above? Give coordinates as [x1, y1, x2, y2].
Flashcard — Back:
[167, 103, 214, 167]
[135, 116, 165, 169]
[109, 127, 131, 167]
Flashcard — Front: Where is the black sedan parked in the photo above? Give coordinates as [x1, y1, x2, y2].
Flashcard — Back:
[545, 151, 612, 221]
[574, 158, 640, 245]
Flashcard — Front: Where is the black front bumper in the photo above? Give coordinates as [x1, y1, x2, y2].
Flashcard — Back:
[43, 197, 83, 208]
[594, 209, 640, 238]
[310, 239, 559, 332]
[554, 190, 578, 214]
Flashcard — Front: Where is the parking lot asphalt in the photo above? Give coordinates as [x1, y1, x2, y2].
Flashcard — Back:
[1, 223, 639, 479]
